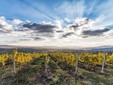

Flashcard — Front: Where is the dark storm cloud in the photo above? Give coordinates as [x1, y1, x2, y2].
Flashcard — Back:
[70, 25, 78, 28]
[61, 32, 75, 38]
[69, 24, 79, 30]
[82, 28, 110, 37]
[29, 30, 54, 38]
[23, 23, 56, 33]
[56, 30, 64, 33]
[14, 28, 29, 31]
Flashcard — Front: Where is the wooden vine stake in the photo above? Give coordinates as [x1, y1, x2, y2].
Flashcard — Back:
[75, 53, 79, 78]
[13, 50, 16, 74]
[45, 54, 48, 76]
[101, 52, 106, 73]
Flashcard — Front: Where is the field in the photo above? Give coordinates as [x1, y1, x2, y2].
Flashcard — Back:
[0, 48, 113, 85]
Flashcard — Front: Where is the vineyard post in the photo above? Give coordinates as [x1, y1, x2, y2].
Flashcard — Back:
[75, 53, 79, 77]
[101, 52, 106, 73]
[13, 53, 16, 74]
[45, 54, 48, 76]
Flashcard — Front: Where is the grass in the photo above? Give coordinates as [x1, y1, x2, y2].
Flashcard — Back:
[0, 57, 113, 85]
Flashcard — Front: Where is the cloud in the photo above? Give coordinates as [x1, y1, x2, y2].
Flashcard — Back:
[33, 37, 44, 41]
[0, 15, 113, 47]
[56, 30, 63, 33]
[12, 19, 24, 25]
[22, 23, 57, 40]
[103, 29, 113, 36]
[81, 28, 110, 38]
[61, 32, 75, 38]
[61, 18, 112, 39]
[0, 29, 11, 33]
[0, 16, 12, 30]
[54, 20, 62, 29]
[23, 23, 56, 33]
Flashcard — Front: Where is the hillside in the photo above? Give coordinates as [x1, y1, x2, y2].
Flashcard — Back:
[0, 50, 113, 85]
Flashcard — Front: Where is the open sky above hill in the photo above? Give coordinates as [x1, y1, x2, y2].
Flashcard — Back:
[0, 0, 113, 47]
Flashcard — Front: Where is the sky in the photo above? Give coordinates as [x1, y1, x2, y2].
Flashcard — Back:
[0, 0, 113, 48]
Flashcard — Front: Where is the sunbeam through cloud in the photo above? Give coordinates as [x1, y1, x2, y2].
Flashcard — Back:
[0, 0, 113, 48]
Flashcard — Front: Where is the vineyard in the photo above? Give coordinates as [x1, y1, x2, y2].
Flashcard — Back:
[0, 50, 113, 85]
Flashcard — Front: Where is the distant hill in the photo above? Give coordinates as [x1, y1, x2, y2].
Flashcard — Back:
[0, 45, 113, 53]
